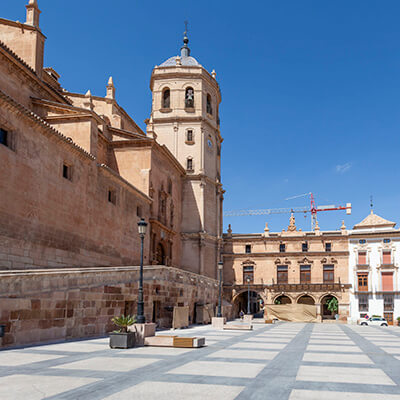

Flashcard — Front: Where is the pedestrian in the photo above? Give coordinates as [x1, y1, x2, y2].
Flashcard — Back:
[239, 310, 244, 321]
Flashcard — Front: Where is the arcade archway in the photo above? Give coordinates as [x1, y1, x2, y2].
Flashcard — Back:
[274, 295, 292, 305]
[321, 294, 338, 320]
[297, 295, 315, 305]
[235, 290, 263, 316]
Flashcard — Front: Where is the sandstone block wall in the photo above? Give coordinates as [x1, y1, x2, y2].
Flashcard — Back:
[0, 266, 219, 348]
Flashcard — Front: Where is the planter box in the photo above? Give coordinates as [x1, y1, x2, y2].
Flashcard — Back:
[109, 332, 136, 349]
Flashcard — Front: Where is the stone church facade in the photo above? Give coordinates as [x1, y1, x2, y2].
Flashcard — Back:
[0, 0, 223, 278]
[0, 1, 223, 347]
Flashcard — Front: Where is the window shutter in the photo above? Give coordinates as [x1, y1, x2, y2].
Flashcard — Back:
[382, 272, 393, 291]
[358, 252, 367, 265]
[382, 251, 391, 265]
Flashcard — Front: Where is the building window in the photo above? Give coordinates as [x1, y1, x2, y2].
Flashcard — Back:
[383, 238, 391, 244]
[325, 242, 332, 252]
[279, 243, 286, 253]
[245, 244, 251, 254]
[359, 239, 366, 244]
[384, 295, 394, 311]
[277, 265, 288, 284]
[185, 87, 194, 108]
[186, 129, 194, 143]
[357, 273, 368, 291]
[62, 163, 72, 181]
[206, 93, 213, 115]
[382, 272, 393, 291]
[382, 250, 392, 265]
[162, 88, 170, 108]
[167, 178, 172, 195]
[108, 189, 116, 205]
[0, 128, 8, 147]
[170, 205, 174, 228]
[186, 157, 193, 171]
[300, 265, 311, 283]
[137, 205, 142, 217]
[358, 294, 369, 312]
[243, 265, 254, 283]
[302, 242, 308, 252]
[323, 265, 334, 283]
[358, 251, 367, 265]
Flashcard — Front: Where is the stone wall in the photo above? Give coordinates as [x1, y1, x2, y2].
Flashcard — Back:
[0, 265, 219, 348]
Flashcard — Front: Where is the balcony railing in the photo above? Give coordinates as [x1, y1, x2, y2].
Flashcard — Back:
[267, 282, 350, 292]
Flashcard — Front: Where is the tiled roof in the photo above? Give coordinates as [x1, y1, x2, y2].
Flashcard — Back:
[353, 210, 396, 229]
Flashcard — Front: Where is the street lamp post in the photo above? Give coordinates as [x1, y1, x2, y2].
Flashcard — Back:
[137, 218, 147, 324]
[246, 276, 251, 315]
[217, 261, 223, 318]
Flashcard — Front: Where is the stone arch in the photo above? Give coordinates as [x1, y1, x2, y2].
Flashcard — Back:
[320, 294, 338, 320]
[273, 294, 292, 304]
[232, 288, 264, 316]
[296, 294, 316, 305]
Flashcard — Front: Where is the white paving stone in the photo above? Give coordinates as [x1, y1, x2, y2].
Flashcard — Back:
[297, 366, 395, 385]
[118, 347, 193, 356]
[309, 340, 354, 345]
[0, 351, 65, 366]
[306, 344, 362, 353]
[102, 381, 245, 400]
[207, 349, 279, 360]
[302, 352, 373, 364]
[0, 374, 99, 400]
[167, 360, 265, 378]
[53, 356, 159, 372]
[230, 342, 286, 350]
[380, 347, 400, 355]
[244, 337, 291, 343]
[289, 389, 400, 399]
[30, 342, 106, 353]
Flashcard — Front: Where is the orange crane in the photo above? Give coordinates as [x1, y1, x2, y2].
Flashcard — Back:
[223, 192, 351, 231]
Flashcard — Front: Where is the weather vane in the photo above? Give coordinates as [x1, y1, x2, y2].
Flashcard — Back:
[370, 195, 373, 210]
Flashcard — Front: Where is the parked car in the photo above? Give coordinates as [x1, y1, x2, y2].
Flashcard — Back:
[358, 317, 388, 326]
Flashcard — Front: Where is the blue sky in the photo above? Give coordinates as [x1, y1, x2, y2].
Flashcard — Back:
[4, 1, 400, 233]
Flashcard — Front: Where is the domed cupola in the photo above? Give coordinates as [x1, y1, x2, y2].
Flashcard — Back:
[159, 27, 201, 67]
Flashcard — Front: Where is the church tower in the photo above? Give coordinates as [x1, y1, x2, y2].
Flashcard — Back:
[148, 28, 223, 278]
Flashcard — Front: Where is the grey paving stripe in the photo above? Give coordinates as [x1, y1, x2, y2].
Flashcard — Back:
[234, 324, 312, 400]
[41, 323, 283, 400]
[341, 325, 400, 390]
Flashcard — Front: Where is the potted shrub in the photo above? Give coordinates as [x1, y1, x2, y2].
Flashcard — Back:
[109, 315, 136, 349]
[397, 316, 400, 327]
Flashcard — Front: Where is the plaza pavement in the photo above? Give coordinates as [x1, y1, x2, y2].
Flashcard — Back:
[1, 321, 400, 399]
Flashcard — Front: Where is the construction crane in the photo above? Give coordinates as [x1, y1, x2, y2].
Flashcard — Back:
[223, 192, 352, 231]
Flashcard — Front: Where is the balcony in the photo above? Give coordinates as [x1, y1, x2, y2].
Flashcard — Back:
[267, 282, 350, 292]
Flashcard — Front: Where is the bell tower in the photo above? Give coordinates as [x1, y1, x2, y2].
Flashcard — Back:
[148, 29, 223, 278]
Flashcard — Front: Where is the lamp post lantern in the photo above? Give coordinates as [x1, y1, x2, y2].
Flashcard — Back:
[246, 276, 251, 315]
[137, 218, 147, 324]
[217, 261, 223, 318]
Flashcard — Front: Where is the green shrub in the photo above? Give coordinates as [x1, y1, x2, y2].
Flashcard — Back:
[111, 315, 136, 333]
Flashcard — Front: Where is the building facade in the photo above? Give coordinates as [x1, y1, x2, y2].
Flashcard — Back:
[348, 211, 400, 325]
[222, 215, 351, 321]
[0, 1, 223, 279]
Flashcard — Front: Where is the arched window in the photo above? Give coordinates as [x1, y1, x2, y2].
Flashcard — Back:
[186, 157, 193, 171]
[185, 87, 194, 108]
[206, 93, 212, 115]
[162, 88, 170, 108]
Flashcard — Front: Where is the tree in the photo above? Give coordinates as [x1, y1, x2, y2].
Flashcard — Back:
[326, 297, 338, 313]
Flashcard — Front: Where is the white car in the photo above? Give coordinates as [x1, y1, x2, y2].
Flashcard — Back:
[358, 317, 388, 326]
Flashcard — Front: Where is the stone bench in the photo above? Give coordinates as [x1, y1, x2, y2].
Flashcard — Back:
[223, 324, 253, 331]
[144, 335, 205, 348]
